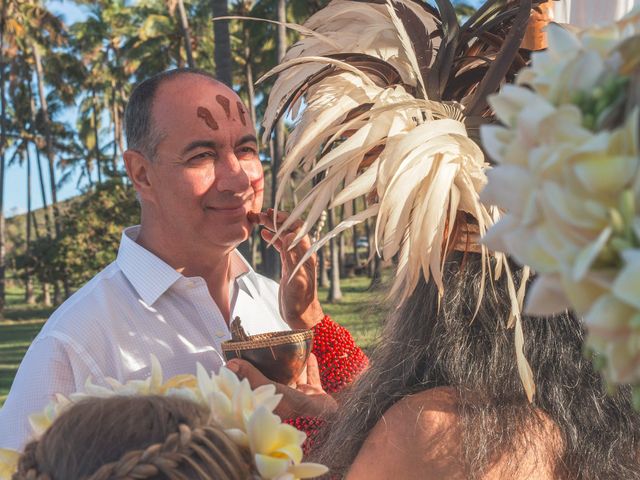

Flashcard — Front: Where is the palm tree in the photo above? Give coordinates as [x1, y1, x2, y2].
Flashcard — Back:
[267, 0, 287, 279]
[124, 0, 192, 75]
[5, 46, 38, 303]
[212, 0, 232, 86]
[73, 0, 134, 176]
[173, 0, 195, 67]
[0, 0, 9, 316]
[326, 207, 342, 302]
[23, 148, 36, 304]
[32, 43, 62, 238]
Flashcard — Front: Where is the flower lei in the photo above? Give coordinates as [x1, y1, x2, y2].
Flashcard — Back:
[480, 11, 640, 396]
[0, 356, 328, 480]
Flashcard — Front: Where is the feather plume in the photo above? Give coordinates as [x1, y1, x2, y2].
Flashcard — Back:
[260, 0, 549, 402]
[385, 0, 429, 98]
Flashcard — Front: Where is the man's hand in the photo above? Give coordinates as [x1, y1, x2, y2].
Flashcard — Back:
[257, 208, 325, 330]
[227, 354, 337, 419]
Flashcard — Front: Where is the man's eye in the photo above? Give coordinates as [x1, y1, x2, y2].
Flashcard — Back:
[238, 147, 258, 157]
[189, 151, 216, 162]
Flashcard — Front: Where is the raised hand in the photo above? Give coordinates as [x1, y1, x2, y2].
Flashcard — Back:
[256, 208, 325, 330]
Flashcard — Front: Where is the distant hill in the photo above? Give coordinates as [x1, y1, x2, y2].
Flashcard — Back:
[6, 196, 78, 275]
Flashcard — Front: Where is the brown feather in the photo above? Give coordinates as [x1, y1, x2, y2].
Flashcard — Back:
[466, 0, 533, 117]
[392, 1, 434, 97]
[427, 0, 460, 100]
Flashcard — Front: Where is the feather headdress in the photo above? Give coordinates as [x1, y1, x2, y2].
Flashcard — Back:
[263, 0, 550, 402]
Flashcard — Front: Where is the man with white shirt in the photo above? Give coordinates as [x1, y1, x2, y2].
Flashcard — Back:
[0, 68, 325, 450]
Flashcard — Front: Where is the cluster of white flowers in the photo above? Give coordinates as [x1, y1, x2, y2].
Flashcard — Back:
[0, 356, 327, 480]
[481, 11, 640, 388]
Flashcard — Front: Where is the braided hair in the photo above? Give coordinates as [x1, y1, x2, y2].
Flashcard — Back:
[13, 396, 253, 480]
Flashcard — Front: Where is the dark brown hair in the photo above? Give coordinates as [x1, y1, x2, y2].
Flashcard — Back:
[124, 68, 221, 159]
[13, 395, 252, 480]
[313, 252, 640, 479]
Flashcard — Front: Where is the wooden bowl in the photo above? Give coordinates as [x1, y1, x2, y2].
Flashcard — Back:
[222, 329, 314, 385]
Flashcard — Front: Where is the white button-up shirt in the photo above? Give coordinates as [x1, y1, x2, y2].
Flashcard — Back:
[0, 226, 288, 451]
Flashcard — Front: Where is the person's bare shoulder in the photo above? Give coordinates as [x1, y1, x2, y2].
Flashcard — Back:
[346, 387, 467, 480]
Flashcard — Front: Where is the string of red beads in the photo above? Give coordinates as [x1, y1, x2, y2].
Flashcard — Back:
[311, 315, 369, 394]
[285, 316, 369, 453]
[284, 416, 325, 454]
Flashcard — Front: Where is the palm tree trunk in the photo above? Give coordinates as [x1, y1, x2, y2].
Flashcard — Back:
[33, 141, 53, 306]
[116, 93, 125, 160]
[0, 2, 6, 317]
[272, 0, 286, 197]
[31, 211, 40, 239]
[243, 22, 257, 127]
[212, 0, 232, 86]
[33, 42, 70, 300]
[318, 244, 329, 288]
[32, 42, 61, 236]
[111, 88, 118, 173]
[369, 254, 382, 288]
[327, 208, 342, 302]
[34, 144, 52, 236]
[92, 90, 102, 184]
[364, 213, 372, 260]
[352, 200, 360, 272]
[338, 230, 346, 277]
[177, 0, 195, 68]
[265, 0, 288, 279]
[28, 83, 53, 238]
[24, 148, 35, 304]
[364, 215, 381, 287]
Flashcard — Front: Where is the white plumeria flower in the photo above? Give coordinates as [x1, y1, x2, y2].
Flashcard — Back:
[612, 249, 640, 311]
[0, 449, 20, 480]
[28, 393, 71, 436]
[248, 406, 327, 480]
[481, 8, 640, 389]
[584, 292, 640, 384]
[14, 359, 327, 479]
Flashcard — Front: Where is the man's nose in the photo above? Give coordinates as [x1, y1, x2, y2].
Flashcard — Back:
[216, 152, 251, 193]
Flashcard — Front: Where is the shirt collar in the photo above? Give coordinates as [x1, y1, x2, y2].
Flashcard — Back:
[117, 226, 265, 305]
[116, 226, 183, 306]
[230, 247, 263, 298]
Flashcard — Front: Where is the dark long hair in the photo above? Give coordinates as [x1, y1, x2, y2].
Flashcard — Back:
[313, 252, 640, 479]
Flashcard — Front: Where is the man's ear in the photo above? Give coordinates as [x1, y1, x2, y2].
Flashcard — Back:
[124, 149, 154, 201]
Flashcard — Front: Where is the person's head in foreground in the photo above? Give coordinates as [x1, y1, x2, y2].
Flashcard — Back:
[12, 395, 251, 480]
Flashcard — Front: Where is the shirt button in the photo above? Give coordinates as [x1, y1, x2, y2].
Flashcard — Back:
[215, 330, 226, 338]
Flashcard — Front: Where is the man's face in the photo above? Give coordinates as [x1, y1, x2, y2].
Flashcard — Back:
[143, 75, 264, 251]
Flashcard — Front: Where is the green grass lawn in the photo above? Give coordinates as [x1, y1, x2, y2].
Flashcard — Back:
[0, 275, 387, 407]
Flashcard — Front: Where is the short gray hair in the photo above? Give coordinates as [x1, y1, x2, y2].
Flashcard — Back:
[124, 68, 221, 160]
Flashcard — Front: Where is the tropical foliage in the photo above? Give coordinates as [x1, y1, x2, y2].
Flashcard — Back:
[3, 0, 478, 316]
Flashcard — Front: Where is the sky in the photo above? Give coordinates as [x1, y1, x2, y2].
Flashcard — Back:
[5, 0, 486, 218]
[5, 1, 89, 218]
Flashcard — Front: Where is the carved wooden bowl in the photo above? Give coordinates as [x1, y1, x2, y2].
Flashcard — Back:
[222, 329, 314, 385]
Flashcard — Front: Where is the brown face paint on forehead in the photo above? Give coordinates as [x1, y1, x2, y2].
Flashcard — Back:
[236, 101, 247, 126]
[197, 106, 219, 130]
[215, 94, 232, 119]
